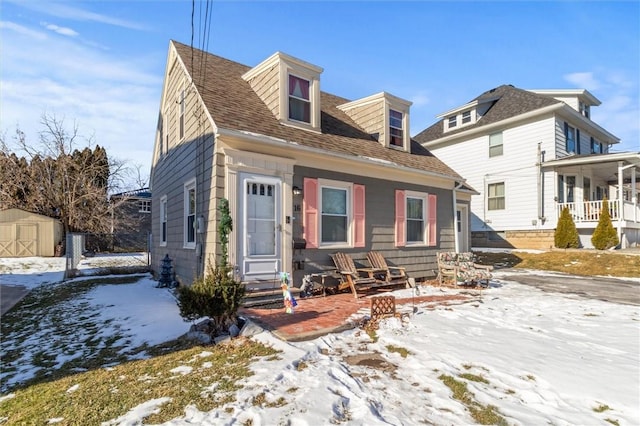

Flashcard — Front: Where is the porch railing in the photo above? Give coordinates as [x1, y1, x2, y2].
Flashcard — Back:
[556, 200, 630, 223]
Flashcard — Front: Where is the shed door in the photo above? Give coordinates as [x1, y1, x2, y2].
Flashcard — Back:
[0, 224, 16, 256]
[16, 224, 37, 256]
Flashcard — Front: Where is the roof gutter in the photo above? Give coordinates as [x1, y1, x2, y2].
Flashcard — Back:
[542, 152, 640, 168]
[216, 127, 462, 183]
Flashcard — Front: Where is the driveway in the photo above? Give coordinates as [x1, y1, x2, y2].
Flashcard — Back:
[0, 284, 31, 316]
[496, 270, 640, 306]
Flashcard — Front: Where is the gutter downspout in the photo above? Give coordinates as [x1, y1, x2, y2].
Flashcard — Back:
[452, 181, 464, 253]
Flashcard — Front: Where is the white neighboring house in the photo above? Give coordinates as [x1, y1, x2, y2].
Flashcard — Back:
[414, 84, 640, 249]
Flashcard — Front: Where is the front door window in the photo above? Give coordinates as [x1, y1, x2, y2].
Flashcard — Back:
[246, 182, 275, 256]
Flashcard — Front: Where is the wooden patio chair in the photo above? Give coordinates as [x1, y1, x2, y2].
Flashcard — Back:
[366, 251, 409, 287]
[330, 252, 388, 299]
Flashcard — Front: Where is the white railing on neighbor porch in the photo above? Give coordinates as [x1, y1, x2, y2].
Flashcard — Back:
[556, 199, 633, 224]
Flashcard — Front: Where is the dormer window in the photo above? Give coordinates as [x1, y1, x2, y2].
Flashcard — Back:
[579, 102, 590, 119]
[242, 51, 323, 132]
[438, 100, 480, 133]
[338, 92, 411, 152]
[288, 74, 311, 123]
[389, 109, 404, 147]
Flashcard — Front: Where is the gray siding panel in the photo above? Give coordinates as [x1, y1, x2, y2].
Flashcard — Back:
[291, 166, 454, 282]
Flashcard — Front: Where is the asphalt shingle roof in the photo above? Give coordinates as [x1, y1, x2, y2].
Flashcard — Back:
[413, 84, 561, 144]
[172, 41, 462, 180]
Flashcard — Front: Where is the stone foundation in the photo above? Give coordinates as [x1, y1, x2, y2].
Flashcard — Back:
[472, 230, 555, 250]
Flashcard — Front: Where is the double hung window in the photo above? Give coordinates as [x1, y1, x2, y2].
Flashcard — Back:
[487, 182, 505, 210]
[395, 190, 437, 247]
[160, 196, 167, 246]
[288, 75, 311, 123]
[321, 186, 348, 244]
[184, 180, 196, 247]
[406, 196, 425, 243]
[565, 123, 576, 153]
[389, 109, 404, 147]
[302, 178, 366, 249]
[489, 132, 503, 157]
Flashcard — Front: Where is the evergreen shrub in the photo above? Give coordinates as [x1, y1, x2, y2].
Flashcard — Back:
[591, 198, 619, 250]
[554, 206, 580, 248]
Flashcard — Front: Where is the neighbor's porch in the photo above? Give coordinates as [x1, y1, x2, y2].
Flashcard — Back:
[543, 152, 640, 247]
[556, 198, 640, 225]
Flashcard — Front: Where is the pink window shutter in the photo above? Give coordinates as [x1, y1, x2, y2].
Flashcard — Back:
[303, 178, 318, 248]
[395, 190, 406, 247]
[428, 194, 437, 246]
[353, 184, 365, 247]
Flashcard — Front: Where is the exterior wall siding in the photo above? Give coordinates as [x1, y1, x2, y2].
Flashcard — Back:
[0, 209, 62, 257]
[245, 65, 280, 119]
[341, 100, 385, 143]
[430, 116, 556, 235]
[151, 54, 217, 286]
[290, 166, 455, 282]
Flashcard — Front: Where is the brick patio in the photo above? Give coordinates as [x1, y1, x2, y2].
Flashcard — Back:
[239, 286, 470, 341]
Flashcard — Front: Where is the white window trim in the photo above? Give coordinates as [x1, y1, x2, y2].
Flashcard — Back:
[487, 181, 506, 211]
[489, 132, 503, 158]
[183, 178, 196, 249]
[385, 99, 411, 151]
[405, 190, 428, 246]
[318, 178, 353, 249]
[138, 199, 151, 214]
[444, 109, 476, 132]
[160, 195, 167, 246]
[287, 73, 311, 124]
[281, 66, 321, 132]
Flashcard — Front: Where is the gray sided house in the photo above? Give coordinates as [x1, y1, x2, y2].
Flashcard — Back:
[107, 188, 152, 252]
[150, 41, 474, 288]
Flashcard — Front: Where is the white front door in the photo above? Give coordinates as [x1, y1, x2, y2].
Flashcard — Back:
[239, 173, 281, 281]
[456, 205, 469, 252]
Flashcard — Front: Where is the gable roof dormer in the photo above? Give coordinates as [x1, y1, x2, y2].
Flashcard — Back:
[242, 51, 323, 132]
[337, 92, 412, 153]
[528, 89, 601, 119]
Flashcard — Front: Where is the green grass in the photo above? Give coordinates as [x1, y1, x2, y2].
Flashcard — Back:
[475, 250, 640, 278]
[459, 373, 489, 384]
[0, 339, 278, 424]
[593, 404, 611, 413]
[386, 344, 411, 358]
[1, 276, 152, 394]
[439, 374, 508, 426]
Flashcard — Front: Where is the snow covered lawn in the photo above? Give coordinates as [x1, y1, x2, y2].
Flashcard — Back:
[0, 255, 638, 425]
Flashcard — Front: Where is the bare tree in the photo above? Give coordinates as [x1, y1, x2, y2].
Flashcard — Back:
[0, 113, 138, 237]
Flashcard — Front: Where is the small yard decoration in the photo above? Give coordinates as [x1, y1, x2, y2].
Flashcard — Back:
[554, 206, 580, 249]
[591, 198, 619, 250]
[177, 198, 245, 338]
[280, 272, 296, 314]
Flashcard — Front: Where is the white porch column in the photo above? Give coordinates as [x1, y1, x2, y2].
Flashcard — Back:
[633, 168, 637, 222]
[617, 161, 624, 242]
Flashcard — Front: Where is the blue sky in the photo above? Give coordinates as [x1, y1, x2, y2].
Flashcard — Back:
[1, 1, 638, 185]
